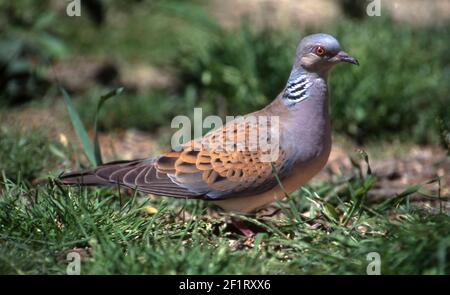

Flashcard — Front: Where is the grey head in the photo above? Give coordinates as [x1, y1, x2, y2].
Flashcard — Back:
[294, 33, 358, 74]
[282, 33, 358, 104]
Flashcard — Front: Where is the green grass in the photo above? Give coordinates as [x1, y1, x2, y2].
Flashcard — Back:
[0, 128, 448, 274]
[0, 174, 448, 274]
[0, 127, 61, 182]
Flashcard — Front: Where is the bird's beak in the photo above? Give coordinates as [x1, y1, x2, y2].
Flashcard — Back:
[336, 51, 359, 65]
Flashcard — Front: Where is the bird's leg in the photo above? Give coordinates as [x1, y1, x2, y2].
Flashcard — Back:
[231, 217, 255, 238]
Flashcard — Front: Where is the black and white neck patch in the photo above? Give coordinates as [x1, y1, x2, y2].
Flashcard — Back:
[283, 75, 312, 105]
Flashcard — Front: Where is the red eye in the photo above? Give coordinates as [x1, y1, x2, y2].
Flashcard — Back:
[315, 46, 326, 56]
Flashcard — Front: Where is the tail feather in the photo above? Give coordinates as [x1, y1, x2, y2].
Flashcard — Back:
[58, 159, 143, 186]
[58, 157, 203, 198]
[58, 171, 111, 186]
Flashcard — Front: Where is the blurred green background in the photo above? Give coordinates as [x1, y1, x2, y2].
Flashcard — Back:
[1, 0, 449, 145]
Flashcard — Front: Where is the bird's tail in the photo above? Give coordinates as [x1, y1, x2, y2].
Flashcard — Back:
[58, 159, 144, 186]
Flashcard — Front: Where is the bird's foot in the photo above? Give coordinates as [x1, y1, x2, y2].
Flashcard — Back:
[231, 217, 255, 238]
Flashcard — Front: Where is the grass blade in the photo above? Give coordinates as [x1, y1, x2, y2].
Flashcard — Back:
[93, 87, 124, 165]
[60, 87, 96, 166]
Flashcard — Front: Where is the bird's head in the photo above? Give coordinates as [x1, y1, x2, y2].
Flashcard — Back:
[295, 33, 358, 75]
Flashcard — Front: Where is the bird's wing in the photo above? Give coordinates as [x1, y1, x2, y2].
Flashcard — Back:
[154, 116, 289, 199]
[60, 116, 290, 200]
